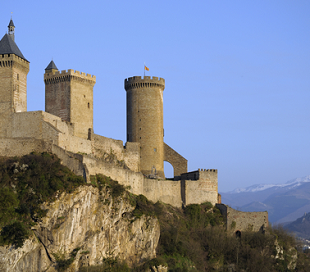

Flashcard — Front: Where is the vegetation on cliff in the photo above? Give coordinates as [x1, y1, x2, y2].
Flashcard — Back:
[0, 152, 84, 248]
[0, 153, 310, 271]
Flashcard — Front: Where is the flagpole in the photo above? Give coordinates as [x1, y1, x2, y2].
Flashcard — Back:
[144, 62, 145, 77]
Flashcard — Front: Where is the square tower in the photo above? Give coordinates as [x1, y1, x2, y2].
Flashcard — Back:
[0, 20, 29, 137]
[44, 61, 96, 139]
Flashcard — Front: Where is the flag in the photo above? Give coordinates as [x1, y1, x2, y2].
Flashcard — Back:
[144, 66, 149, 71]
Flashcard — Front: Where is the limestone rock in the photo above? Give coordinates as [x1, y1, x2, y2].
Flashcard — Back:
[0, 185, 160, 271]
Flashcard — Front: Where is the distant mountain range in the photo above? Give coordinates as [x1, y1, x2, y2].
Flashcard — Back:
[220, 175, 310, 224]
[285, 212, 310, 239]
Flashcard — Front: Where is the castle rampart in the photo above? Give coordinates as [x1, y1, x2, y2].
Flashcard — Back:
[216, 204, 268, 234]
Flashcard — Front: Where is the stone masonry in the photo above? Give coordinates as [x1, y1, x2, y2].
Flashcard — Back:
[124, 76, 188, 179]
[216, 204, 269, 235]
[44, 65, 96, 139]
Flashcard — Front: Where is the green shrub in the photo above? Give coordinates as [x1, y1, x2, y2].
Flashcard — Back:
[96, 174, 126, 198]
[0, 221, 29, 248]
[53, 247, 80, 272]
[0, 152, 86, 247]
[0, 187, 19, 226]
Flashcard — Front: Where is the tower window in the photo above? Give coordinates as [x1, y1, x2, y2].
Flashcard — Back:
[88, 103, 90, 108]
[154, 148, 157, 152]
[17, 74, 19, 80]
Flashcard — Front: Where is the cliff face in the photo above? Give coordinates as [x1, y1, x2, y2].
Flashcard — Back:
[0, 185, 160, 272]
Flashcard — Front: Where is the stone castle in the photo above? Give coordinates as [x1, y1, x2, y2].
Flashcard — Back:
[0, 20, 268, 233]
[0, 19, 219, 207]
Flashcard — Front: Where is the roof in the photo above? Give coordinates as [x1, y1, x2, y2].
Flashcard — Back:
[45, 60, 58, 71]
[0, 33, 28, 61]
[8, 19, 15, 28]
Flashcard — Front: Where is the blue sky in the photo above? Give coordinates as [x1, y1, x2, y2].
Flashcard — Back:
[1, 1, 310, 192]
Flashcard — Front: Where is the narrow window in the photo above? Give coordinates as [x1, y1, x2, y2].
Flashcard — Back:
[88, 102, 90, 108]
[154, 148, 157, 152]
[17, 74, 19, 80]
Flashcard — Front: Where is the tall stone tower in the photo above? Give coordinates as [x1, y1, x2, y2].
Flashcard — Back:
[0, 19, 29, 137]
[44, 61, 96, 139]
[124, 76, 165, 178]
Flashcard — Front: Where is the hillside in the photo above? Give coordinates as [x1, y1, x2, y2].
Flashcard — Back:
[0, 153, 310, 271]
[285, 212, 310, 240]
[221, 176, 310, 223]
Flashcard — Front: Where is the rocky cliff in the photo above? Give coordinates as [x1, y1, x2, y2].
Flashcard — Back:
[0, 185, 160, 272]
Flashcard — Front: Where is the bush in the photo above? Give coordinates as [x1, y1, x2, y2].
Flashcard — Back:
[0, 152, 86, 248]
[0, 221, 29, 248]
[0, 187, 19, 226]
[96, 175, 126, 198]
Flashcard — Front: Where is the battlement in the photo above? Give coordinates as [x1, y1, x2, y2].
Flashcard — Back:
[181, 169, 218, 181]
[44, 69, 96, 83]
[198, 168, 217, 173]
[0, 53, 29, 67]
[124, 76, 165, 91]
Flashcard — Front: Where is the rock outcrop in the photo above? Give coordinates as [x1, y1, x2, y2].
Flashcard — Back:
[0, 185, 160, 271]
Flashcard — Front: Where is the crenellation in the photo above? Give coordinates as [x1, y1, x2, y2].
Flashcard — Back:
[44, 69, 96, 81]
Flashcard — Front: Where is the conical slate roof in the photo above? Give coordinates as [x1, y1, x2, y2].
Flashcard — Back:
[45, 60, 58, 71]
[0, 33, 27, 61]
[8, 19, 15, 27]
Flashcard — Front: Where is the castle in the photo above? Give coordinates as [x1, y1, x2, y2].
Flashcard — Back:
[0, 20, 270, 235]
[0, 19, 220, 207]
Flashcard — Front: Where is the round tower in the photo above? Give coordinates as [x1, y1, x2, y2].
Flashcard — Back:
[124, 76, 165, 178]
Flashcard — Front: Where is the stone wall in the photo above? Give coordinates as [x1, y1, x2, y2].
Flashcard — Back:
[92, 134, 140, 172]
[0, 137, 218, 208]
[143, 179, 182, 207]
[181, 169, 218, 205]
[216, 204, 268, 234]
[164, 143, 187, 177]
[0, 138, 53, 157]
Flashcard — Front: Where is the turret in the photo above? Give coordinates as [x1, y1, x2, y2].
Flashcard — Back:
[8, 19, 15, 41]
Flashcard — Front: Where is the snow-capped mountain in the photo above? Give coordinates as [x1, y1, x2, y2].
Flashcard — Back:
[227, 175, 310, 194]
[220, 175, 310, 224]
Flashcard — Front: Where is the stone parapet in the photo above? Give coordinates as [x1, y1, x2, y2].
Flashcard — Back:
[124, 76, 165, 91]
[44, 69, 96, 84]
